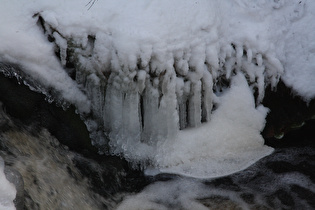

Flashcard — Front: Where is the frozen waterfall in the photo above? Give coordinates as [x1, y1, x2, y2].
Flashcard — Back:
[41, 16, 282, 177]
[1, 0, 313, 178]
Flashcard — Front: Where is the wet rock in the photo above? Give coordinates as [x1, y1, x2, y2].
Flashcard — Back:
[240, 193, 255, 204]
[262, 80, 315, 145]
[146, 173, 181, 183]
[273, 188, 295, 207]
[0, 63, 43, 121]
[0, 63, 96, 155]
[72, 154, 147, 197]
[290, 184, 315, 209]
[205, 177, 242, 192]
[198, 196, 243, 210]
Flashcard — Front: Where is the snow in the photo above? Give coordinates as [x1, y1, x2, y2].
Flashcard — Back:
[1, 1, 314, 101]
[0, 1, 90, 113]
[0, 157, 16, 210]
[281, 1, 315, 101]
[0, 0, 314, 180]
[148, 73, 273, 178]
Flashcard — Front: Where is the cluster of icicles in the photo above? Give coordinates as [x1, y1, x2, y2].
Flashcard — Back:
[41, 19, 283, 160]
[64, 41, 282, 149]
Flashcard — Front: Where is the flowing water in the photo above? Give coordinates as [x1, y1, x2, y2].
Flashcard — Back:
[0, 128, 117, 209]
[1, 104, 315, 209]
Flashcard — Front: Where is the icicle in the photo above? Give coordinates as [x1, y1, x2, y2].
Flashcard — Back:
[236, 45, 243, 68]
[225, 57, 236, 79]
[137, 70, 147, 94]
[178, 80, 191, 130]
[141, 73, 179, 145]
[254, 64, 266, 104]
[103, 74, 123, 134]
[264, 54, 284, 87]
[85, 73, 105, 120]
[141, 79, 160, 145]
[202, 66, 213, 122]
[122, 91, 141, 143]
[176, 77, 187, 129]
[242, 62, 257, 83]
[188, 80, 202, 127]
[159, 73, 179, 139]
[256, 75, 265, 104]
[246, 48, 253, 63]
[256, 53, 263, 66]
[53, 32, 68, 67]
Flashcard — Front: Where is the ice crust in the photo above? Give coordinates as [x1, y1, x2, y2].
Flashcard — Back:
[0, 0, 314, 178]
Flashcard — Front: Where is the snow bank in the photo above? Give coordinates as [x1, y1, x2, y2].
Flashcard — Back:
[0, 1, 90, 113]
[281, 1, 315, 101]
[0, 1, 314, 103]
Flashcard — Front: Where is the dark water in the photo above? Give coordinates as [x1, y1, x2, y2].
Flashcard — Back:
[116, 146, 315, 210]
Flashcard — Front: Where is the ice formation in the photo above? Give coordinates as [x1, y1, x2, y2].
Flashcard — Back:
[0, 0, 314, 178]
[0, 157, 16, 210]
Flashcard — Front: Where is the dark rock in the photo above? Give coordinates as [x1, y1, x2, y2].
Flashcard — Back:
[146, 173, 180, 183]
[266, 161, 296, 173]
[0, 64, 96, 155]
[204, 176, 242, 192]
[73, 154, 147, 197]
[265, 119, 315, 148]
[0, 66, 43, 121]
[262, 80, 315, 146]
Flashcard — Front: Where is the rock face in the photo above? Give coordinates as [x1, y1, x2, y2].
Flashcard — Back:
[262, 80, 315, 145]
[0, 63, 95, 155]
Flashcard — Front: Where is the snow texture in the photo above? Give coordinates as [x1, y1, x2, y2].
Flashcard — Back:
[0, 0, 314, 179]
